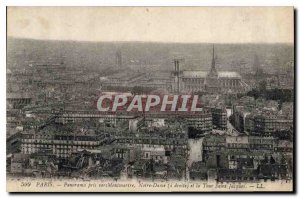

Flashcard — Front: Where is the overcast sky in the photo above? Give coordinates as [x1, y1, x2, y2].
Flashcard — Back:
[7, 7, 294, 43]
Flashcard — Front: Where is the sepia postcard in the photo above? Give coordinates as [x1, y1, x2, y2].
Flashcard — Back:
[6, 6, 294, 192]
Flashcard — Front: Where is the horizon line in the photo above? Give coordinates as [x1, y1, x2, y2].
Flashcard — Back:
[7, 36, 294, 45]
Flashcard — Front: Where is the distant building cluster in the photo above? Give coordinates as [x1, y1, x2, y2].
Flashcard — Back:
[195, 135, 293, 182]
[101, 72, 173, 91]
[232, 96, 293, 137]
[265, 73, 294, 90]
[101, 46, 250, 94]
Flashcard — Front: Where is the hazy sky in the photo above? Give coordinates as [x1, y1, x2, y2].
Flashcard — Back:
[7, 7, 294, 43]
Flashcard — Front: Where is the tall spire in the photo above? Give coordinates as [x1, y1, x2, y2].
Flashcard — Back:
[211, 45, 216, 71]
[208, 45, 218, 77]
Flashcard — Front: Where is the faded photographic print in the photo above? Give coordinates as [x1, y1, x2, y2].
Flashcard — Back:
[6, 7, 294, 192]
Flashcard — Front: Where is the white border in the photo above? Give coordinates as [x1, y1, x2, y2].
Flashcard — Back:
[1, 0, 297, 6]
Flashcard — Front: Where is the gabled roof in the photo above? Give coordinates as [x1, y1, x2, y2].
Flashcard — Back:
[181, 71, 241, 79]
[218, 71, 241, 78]
[182, 71, 207, 78]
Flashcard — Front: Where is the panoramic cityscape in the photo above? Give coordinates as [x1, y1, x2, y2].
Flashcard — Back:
[6, 6, 294, 192]
[7, 38, 294, 184]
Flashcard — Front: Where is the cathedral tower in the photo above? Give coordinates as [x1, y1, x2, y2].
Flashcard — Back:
[205, 45, 220, 93]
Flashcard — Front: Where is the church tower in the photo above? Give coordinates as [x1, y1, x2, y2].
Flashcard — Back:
[205, 45, 220, 93]
[116, 50, 122, 68]
[207, 45, 218, 77]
